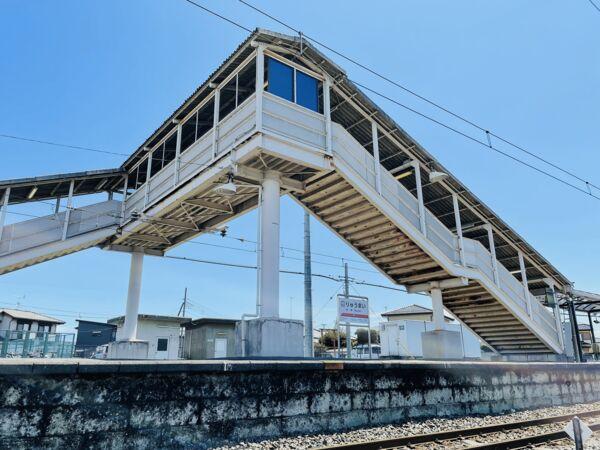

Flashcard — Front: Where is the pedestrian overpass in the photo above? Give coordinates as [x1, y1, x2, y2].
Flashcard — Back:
[0, 29, 573, 358]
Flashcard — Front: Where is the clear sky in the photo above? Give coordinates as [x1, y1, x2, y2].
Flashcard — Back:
[0, 1, 598, 335]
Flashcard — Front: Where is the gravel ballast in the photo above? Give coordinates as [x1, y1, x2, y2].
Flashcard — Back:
[214, 401, 600, 449]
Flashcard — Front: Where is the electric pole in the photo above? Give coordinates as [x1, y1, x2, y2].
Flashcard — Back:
[345, 263, 351, 359]
[303, 211, 313, 357]
[178, 287, 188, 317]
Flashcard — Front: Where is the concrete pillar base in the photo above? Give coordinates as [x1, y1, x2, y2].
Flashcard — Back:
[421, 330, 464, 360]
[235, 318, 304, 358]
[107, 340, 149, 360]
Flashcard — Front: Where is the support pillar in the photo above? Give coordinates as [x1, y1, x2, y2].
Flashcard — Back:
[235, 170, 303, 357]
[255, 44, 265, 131]
[518, 251, 533, 316]
[212, 89, 220, 158]
[61, 180, 74, 241]
[0, 187, 10, 242]
[485, 224, 499, 285]
[421, 287, 464, 360]
[324, 77, 332, 154]
[452, 193, 465, 266]
[413, 161, 427, 237]
[173, 123, 182, 186]
[259, 171, 280, 318]
[430, 288, 445, 331]
[588, 311, 596, 360]
[372, 121, 382, 194]
[546, 281, 565, 351]
[567, 298, 583, 362]
[107, 251, 149, 359]
[122, 251, 144, 341]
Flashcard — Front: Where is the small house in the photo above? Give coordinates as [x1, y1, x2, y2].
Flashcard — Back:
[108, 314, 190, 360]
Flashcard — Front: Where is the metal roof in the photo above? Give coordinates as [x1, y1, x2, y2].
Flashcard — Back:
[0, 168, 125, 205]
[0, 308, 65, 324]
[0, 29, 574, 293]
[559, 289, 600, 314]
[183, 318, 238, 328]
[118, 28, 571, 291]
[107, 314, 191, 325]
[381, 304, 433, 316]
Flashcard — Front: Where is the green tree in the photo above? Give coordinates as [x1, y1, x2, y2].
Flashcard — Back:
[355, 328, 380, 345]
[319, 330, 346, 348]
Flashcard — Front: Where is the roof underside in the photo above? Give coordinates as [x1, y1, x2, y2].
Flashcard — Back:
[0, 168, 125, 205]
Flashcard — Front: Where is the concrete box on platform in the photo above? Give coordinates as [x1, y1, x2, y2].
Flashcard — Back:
[235, 317, 303, 357]
[421, 330, 464, 359]
[107, 340, 149, 359]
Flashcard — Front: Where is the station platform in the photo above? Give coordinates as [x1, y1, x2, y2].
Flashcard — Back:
[1, 359, 600, 449]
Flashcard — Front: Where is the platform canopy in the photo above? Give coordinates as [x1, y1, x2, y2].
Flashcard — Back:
[0, 168, 125, 205]
[559, 289, 600, 314]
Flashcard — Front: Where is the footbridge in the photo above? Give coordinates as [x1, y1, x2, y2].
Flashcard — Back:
[0, 29, 574, 358]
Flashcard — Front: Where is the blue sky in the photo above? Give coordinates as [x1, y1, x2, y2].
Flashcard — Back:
[0, 1, 598, 334]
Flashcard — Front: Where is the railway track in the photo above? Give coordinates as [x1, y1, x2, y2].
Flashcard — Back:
[316, 409, 600, 450]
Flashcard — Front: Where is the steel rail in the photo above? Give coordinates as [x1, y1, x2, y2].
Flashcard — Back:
[466, 422, 600, 449]
[315, 409, 600, 450]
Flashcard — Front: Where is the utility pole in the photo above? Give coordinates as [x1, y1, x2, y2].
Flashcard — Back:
[344, 263, 351, 359]
[303, 211, 313, 357]
[178, 287, 188, 317]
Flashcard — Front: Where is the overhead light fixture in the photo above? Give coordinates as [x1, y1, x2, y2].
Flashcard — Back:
[212, 174, 237, 196]
[395, 170, 413, 180]
[27, 186, 38, 199]
[429, 171, 449, 183]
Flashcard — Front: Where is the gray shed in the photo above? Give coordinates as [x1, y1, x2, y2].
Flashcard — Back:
[183, 318, 237, 359]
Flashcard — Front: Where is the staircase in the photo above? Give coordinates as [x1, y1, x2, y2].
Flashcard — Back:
[295, 122, 562, 355]
[0, 200, 121, 275]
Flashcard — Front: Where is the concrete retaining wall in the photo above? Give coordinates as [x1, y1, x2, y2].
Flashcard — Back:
[1, 359, 600, 449]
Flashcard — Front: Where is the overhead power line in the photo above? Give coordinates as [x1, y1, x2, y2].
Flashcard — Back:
[588, 0, 600, 14]
[234, 0, 600, 196]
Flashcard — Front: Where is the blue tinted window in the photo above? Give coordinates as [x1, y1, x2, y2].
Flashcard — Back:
[296, 71, 319, 112]
[267, 57, 293, 102]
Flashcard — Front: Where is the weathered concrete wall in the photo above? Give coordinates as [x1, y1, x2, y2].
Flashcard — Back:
[1, 359, 600, 449]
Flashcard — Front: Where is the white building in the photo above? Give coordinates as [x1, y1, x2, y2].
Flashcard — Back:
[0, 308, 64, 333]
[108, 314, 189, 360]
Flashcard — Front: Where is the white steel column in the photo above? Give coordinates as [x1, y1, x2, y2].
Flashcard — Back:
[518, 251, 533, 316]
[324, 77, 332, 154]
[431, 288, 445, 331]
[546, 280, 565, 351]
[259, 170, 281, 318]
[413, 161, 427, 237]
[485, 224, 499, 285]
[122, 251, 144, 341]
[173, 123, 182, 186]
[61, 180, 74, 241]
[372, 121, 382, 194]
[255, 45, 265, 131]
[452, 193, 465, 266]
[212, 89, 220, 158]
[120, 175, 128, 226]
[144, 151, 152, 207]
[0, 187, 10, 242]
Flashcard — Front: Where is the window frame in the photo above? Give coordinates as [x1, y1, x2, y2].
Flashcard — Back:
[264, 51, 324, 113]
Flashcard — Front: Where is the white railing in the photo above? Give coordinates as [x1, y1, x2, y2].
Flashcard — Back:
[331, 120, 560, 347]
[262, 92, 326, 150]
[124, 94, 258, 220]
[0, 200, 121, 256]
